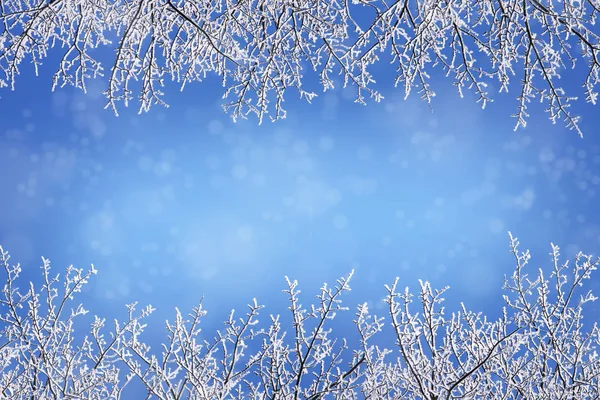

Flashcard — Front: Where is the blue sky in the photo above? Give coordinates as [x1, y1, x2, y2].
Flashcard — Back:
[1, 38, 599, 394]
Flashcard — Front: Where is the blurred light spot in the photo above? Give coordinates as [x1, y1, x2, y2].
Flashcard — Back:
[237, 226, 254, 242]
[327, 189, 341, 205]
[207, 120, 223, 135]
[293, 140, 309, 155]
[208, 175, 225, 188]
[252, 173, 266, 187]
[138, 156, 153, 172]
[343, 175, 377, 195]
[333, 214, 348, 230]
[154, 161, 172, 177]
[357, 146, 372, 160]
[202, 267, 218, 280]
[274, 129, 293, 145]
[232, 165, 248, 180]
[318, 136, 334, 151]
[184, 174, 194, 188]
[488, 218, 505, 234]
[250, 146, 266, 162]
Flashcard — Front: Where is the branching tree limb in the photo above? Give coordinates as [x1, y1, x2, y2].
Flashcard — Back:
[1, 233, 599, 398]
[0, 0, 599, 134]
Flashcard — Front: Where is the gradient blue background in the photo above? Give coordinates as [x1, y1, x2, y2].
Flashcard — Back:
[1, 40, 599, 395]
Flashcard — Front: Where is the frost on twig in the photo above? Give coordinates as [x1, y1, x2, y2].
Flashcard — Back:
[0, 234, 599, 398]
[0, 0, 599, 134]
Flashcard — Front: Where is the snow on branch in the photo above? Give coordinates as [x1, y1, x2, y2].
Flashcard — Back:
[0, 0, 599, 134]
[0, 235, 599, 398]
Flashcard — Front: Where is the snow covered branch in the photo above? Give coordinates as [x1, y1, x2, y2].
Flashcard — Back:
[1, 234, 599, 398]
[0, 0, 599, 133]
